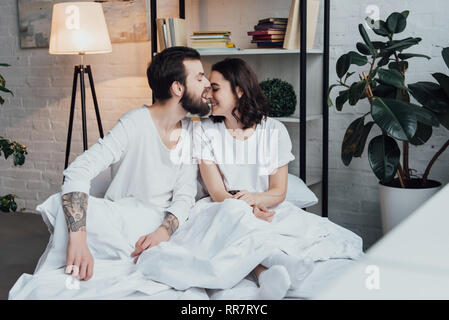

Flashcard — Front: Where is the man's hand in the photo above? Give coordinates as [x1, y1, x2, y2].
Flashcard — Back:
[66, 232, 94, 281]
[252, 204, 275, 222]
[232, 190, 257, 206]
[131, 227, 170, 263]
[62, 192, 94, 281]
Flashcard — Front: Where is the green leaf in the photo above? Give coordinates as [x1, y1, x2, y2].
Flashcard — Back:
[442, 47, 449, 69]
[387, 12, 407, 34]
[0, 86, 13, 95]
[371, 97, 417, 141]
[348, 81, 366, 105]
[410, 103, 440, 127]
[388, 61, 409, 73]
[432, 72, 449, 98]
[0, 63, 10, 67]
[409, 122, 433, 146]
[354, 121, 375, 157]
[384, 37, 421, 52]
[356, 42, 371, 55]
[378, 69, 406, 89]
[409, 81, 449, 113]
[347, 51, 368, 66]
[341, 117, 365, 166]
[377, 56, 390, 67]
[372, 41, 388, 50]
[401, 11, 410, 19]
[436, 112, 449, 130]
[372, 20, 390, 37]
[359, 24, 375, 56]
[372, 84, 396, 99]
[336, 54, 351, 79]
[368, 134, 400, 183]
[398, 53, 431, 60]
[336, 89, 349, 111]
[327, 84, 340, 107]
[344, 72, 355, 83]
[13, 152, 25, 166]
[0, 96, 4, 105]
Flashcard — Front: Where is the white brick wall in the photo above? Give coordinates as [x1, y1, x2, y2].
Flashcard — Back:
[1, 0, 448, 250]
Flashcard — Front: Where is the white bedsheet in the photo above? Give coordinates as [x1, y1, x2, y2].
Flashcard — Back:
[9, 194, 363, 300]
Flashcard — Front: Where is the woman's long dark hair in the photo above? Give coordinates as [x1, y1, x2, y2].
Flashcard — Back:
[210, 58, 269, 129]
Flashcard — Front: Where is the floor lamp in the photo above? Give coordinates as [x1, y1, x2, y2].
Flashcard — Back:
[49, 2, 112, 169]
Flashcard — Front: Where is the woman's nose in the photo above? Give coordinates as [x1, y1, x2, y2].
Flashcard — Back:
[205, 87, 213, 99]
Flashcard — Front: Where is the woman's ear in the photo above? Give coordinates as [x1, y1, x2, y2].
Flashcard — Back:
[171, 81, 184, 98]
[236, 86, 244, 99]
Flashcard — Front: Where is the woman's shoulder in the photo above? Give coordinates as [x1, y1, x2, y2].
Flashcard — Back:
[261, 116, 288, 131]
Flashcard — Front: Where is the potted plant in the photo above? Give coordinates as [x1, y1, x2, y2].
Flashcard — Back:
[328, 11, 449, 233]
[260, 78, 297, 117]
[0, 63, 27, 212]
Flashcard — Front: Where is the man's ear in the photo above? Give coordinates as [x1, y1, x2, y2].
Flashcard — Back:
[236, 86, 244, 99]
[170, 81, 184, 98]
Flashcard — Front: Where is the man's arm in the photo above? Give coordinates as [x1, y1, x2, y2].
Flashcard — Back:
[61, 192, 88, 232]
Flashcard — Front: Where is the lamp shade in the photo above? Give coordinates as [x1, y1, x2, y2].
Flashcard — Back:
[49, 2, 112, 55]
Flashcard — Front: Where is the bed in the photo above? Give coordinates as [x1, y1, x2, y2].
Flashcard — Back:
[6, 168, 362, 300]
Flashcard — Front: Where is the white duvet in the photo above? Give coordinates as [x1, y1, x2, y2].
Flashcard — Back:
[8, 194, 363, 300]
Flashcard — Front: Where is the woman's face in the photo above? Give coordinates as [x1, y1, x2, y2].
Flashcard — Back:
[207, 70, 242, 118]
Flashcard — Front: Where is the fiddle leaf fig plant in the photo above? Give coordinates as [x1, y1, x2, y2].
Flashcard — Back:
[328, 10, 449, 188]
[1, 63, 27, 212]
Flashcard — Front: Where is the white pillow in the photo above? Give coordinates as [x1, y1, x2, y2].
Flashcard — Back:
[286, 174, 318, 208]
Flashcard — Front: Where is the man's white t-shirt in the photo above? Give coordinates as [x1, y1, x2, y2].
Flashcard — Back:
[61, 105, 198, 227]
[194, 117, 295, 194]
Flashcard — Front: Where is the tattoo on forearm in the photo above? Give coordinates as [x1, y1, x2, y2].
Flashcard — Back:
[61, 192, 88, 233]
[161, 212, 179, 236]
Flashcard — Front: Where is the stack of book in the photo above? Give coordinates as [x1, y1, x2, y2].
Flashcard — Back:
[155, 18, 187, 51]
[248, 18, 288, 48]
[190, 31, 235, 49]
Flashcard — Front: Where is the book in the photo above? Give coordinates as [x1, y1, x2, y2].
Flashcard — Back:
[258, 17, 288, 24]
[162, 23, 169, 48]
[193, 31, 231, 35]
[247, 30, 286, 36]
[173, 18, 187, 46]
[155, 18, 166, 51]
[191, 42, 229, 49]
[283, 0, 320, 50]
[252, 35, 285, 40]
[191, 35, 230, 40]
[252, 41, 284, 45]
[251, 39, 284, 43]
[254, 24, 287, 31]
[168, 18, 176, 46]
[192, 39, 229, 43]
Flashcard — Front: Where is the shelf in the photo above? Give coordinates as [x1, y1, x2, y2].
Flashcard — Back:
[306, 176, 322, 187]
[273, 114, 323, 123]
[196, 48, 324, 56]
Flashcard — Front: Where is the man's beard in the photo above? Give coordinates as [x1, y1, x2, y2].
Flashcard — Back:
[180, 87, 210, 117]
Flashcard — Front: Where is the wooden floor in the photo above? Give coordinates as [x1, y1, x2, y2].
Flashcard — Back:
[0, 211, 49, 300]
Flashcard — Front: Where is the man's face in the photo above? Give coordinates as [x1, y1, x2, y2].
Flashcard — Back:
[180, 59, 211, 117]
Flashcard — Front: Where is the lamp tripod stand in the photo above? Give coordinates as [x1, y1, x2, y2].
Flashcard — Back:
[64, 59, 104, 169]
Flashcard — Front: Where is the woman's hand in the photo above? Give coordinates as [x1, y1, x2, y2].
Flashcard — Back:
[252, 204, 275, 222]
[131, 227, 170, 263]
[232, 190, 258, 206]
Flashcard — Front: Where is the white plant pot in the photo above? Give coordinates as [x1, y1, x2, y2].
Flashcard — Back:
[379, 179, 442, 234]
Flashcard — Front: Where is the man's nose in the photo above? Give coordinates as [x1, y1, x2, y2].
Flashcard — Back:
[205, 87, 213, 99]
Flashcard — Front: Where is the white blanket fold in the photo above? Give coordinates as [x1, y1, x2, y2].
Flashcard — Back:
[8, 194, 363, 300]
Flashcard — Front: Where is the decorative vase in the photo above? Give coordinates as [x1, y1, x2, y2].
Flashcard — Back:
[379, 178, 442, 234]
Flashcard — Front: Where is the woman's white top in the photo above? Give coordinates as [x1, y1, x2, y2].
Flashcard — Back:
[61, 105, 198, 227]
[194, 117, 295, 193]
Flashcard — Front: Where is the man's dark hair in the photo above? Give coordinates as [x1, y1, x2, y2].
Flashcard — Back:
[147, 46, 201, 101]
[210, 58, 269, 129]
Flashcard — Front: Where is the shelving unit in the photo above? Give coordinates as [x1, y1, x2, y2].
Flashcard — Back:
[149, 0, 330, 217]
